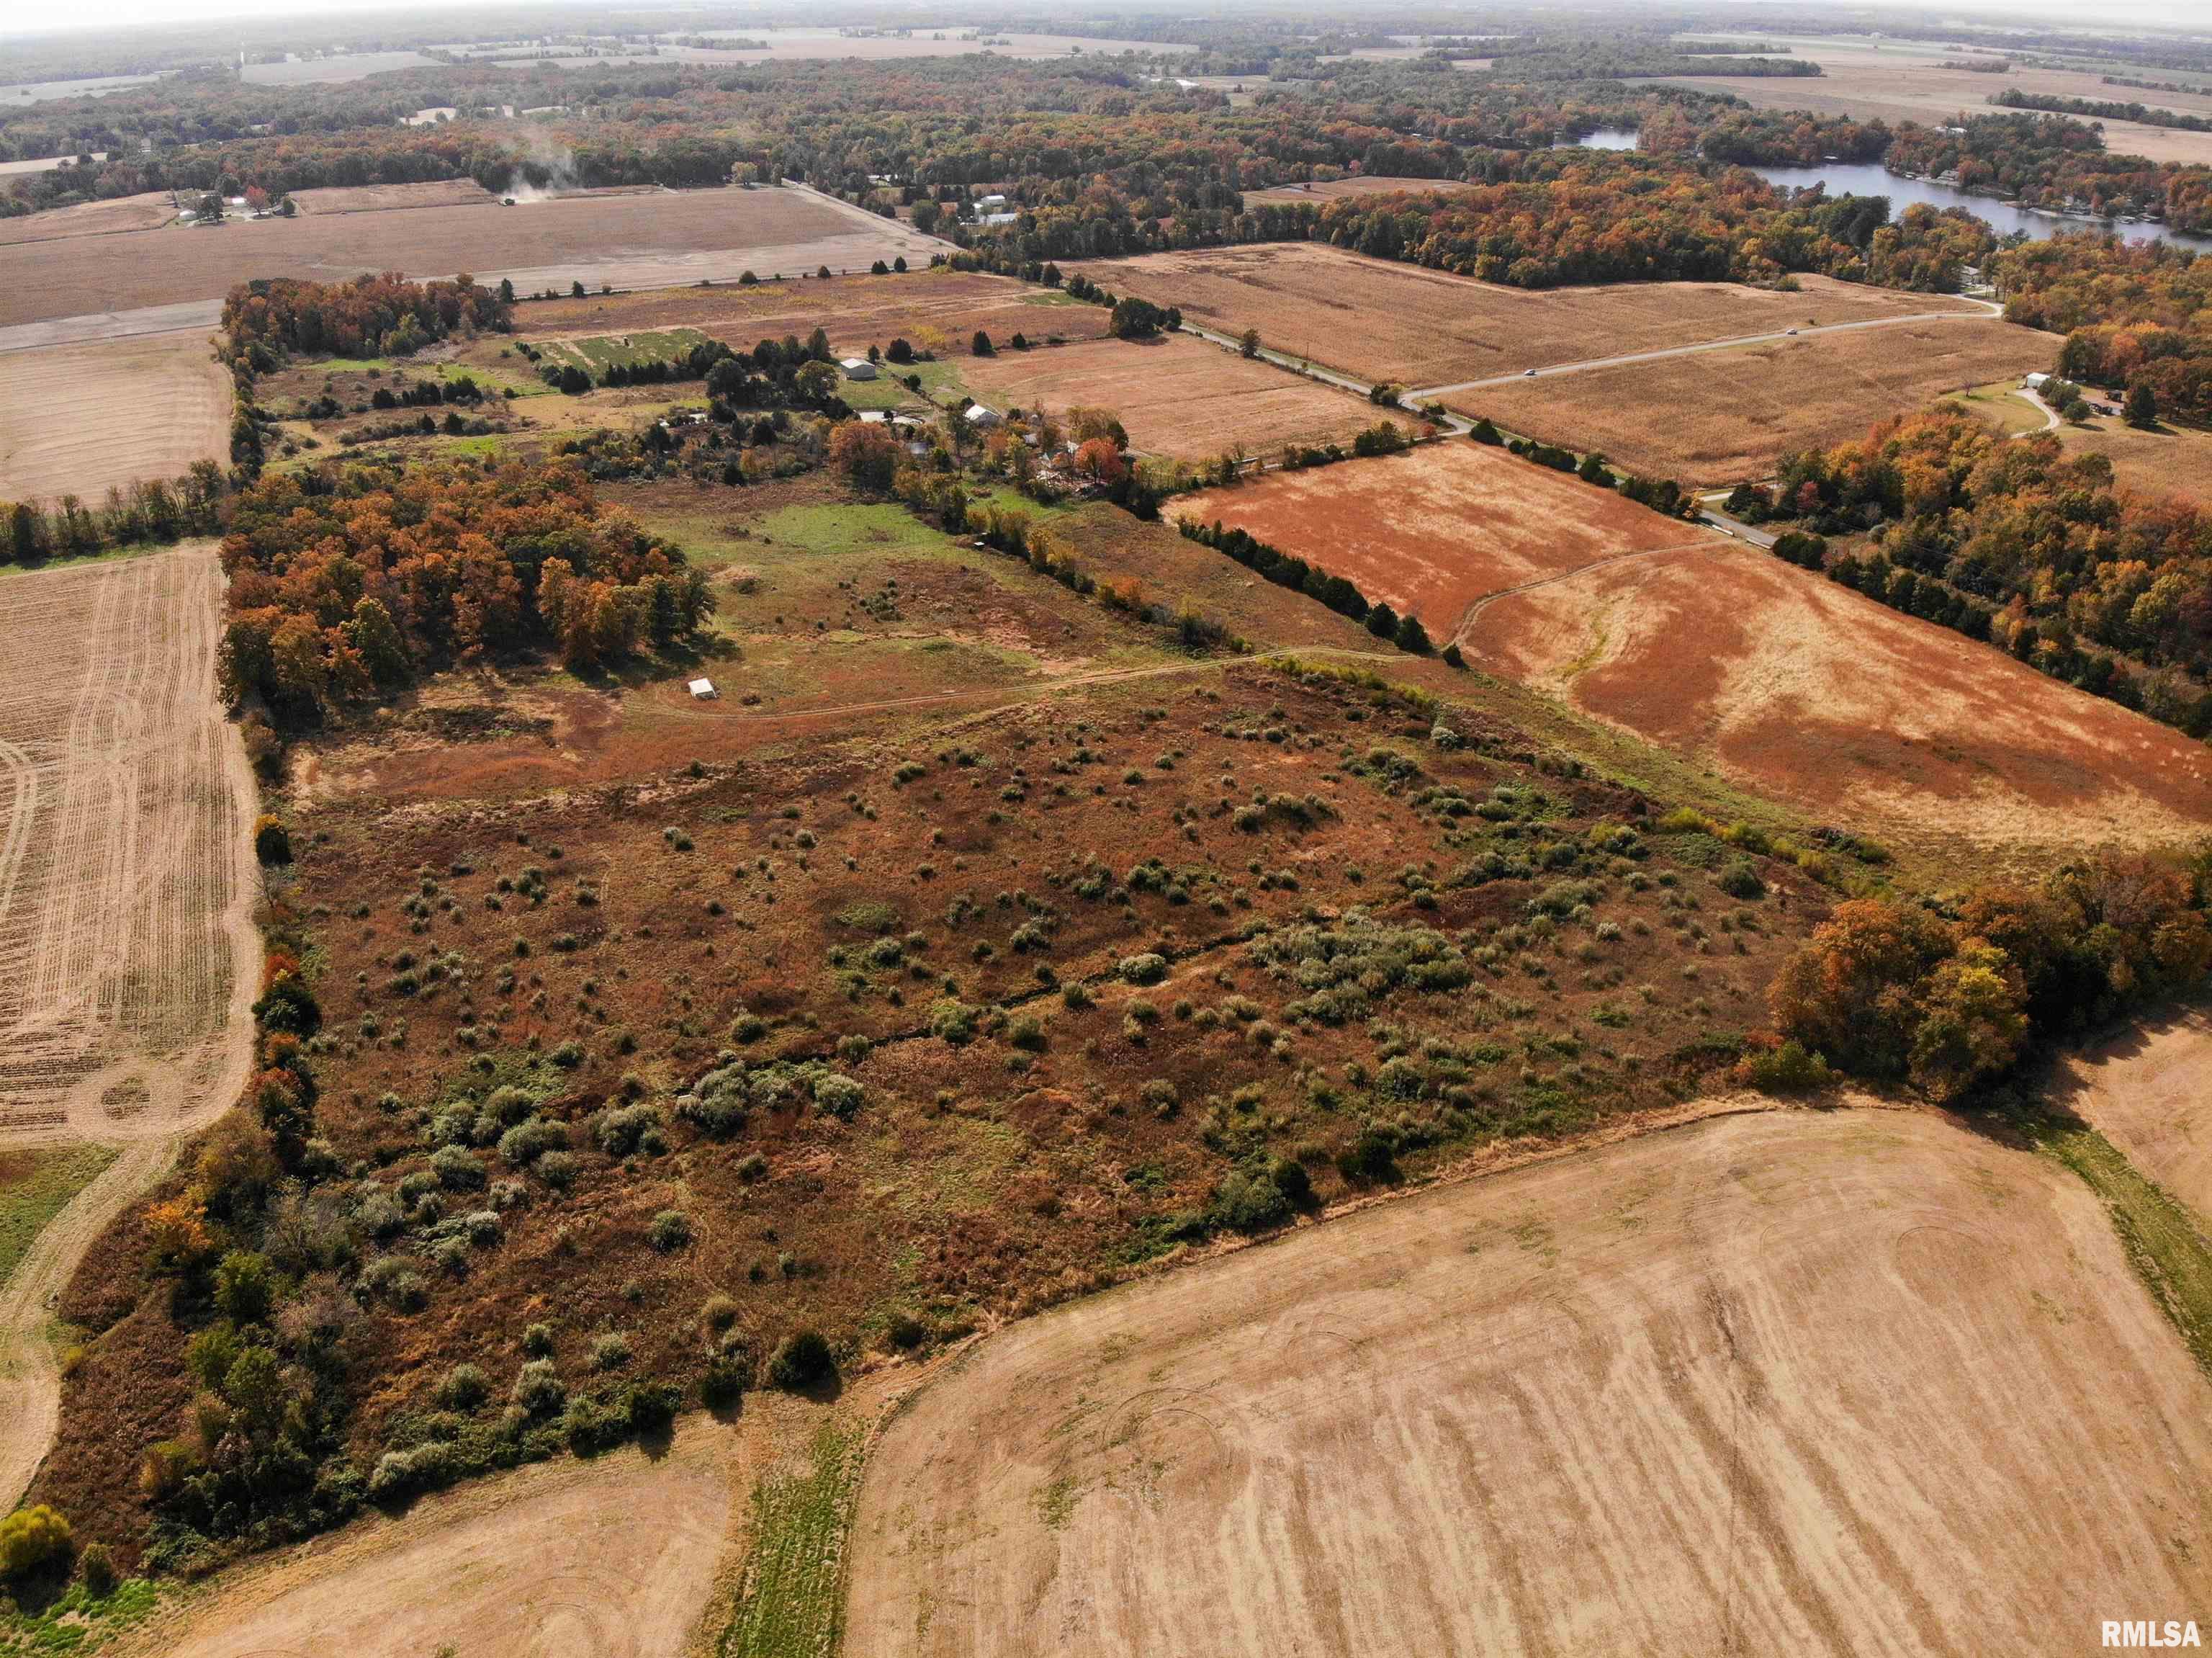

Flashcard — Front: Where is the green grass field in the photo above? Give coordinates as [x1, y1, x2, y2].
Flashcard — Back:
[527, 328, 712, 375]
[719, 1422, 863, 1658]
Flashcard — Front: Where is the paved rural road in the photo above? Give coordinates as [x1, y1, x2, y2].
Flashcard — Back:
[1402, 297, 2007, 400]
[1176, 322, 1475, 436]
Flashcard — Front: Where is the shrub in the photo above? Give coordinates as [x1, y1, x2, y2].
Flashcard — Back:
[649, 1209, 693, 1251]
[768, 1327, 835, 1390]
[1210, 1170, 1292, 1233]
[927, 998, 978, 1044]
[594, 1101, 664, 1156]
[1716, 860, 1766, 901]
[1270, 1157, 1313, 1206]
[1739, 1037, 1836, 1094]
[499, 1116, 567, 1166]
[511, 1358, 566, 1415]
[701, 1354, 749, 1408]
[521, 1321, 555, 1357]
[593, 1332, 633, 1369]
[436, 1362, 490, 1410]
[431, 1144, 485, 1190]
[0, 1505, 71, 1579]
[78, 1541, 117, 1598]
[253, 815, 293, 865]
[813, 1072, 866, 1119]
[1118, 953, 1169, 985]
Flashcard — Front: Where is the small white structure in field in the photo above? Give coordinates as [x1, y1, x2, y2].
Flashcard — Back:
[2023, 372, 2051, 391]
[840, 357, 878, 381]
[965, 403, 1002, 429]
[688, 678, 718, 700]
[858, 409, 887, 424]
[976, 192, 1007, 210]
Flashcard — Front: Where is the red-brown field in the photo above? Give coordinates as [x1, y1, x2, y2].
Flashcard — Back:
[289, 179, 500, 214]
[0, 186, 945, 330]
[1093, 243, 1979, 388]
[963, 334, 1416, 460]
[1462, 537, 2212, 852]
[1458, 318, 2062, 484]
[1172, 442, 1708, 637]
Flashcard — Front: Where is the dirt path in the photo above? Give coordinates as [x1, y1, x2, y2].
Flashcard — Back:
[0, 1137, 176, 1510]
[848, 1107, 2212, 1655]
[2051, 1003, 2212, 1221]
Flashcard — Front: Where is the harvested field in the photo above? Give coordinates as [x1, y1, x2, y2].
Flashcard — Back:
[1458, 318, 2060, 483]
[963, 334, 1416, 460]
[2054, 1008, 2212, 1220]
[239, 50, 441, 84]
[112, 1418, 745, 1658]
[0, 187, 946, 331]
[1241, 176, 1485, 205]
[0, 546, 259, 1144]
[1462, 537, 2212, 852]
[0, 151, 105, 177]
[516, 266, 1108, 357]
[0, 191, 174, 246]
[2061, 418, 2212, 510]
[848, 1108, 2212, 1657]
[683, 27, 1190, 63]
[289, 179, 498, 214]
[1649, 36, 2212, 169]
[0, 333, 230, 503]
[1094, 243, 1977, 387]
[1172, 442, 1705, 638]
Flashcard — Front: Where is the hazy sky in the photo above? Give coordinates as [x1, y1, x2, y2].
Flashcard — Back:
[7, 0, 2211, 45]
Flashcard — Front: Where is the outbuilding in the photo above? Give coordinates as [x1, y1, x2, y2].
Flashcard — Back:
[688, 678, 719, 700]
[2023, 372, 2051, 392]
[965, 403, 1003, 429]
[840, 357, 878, 381]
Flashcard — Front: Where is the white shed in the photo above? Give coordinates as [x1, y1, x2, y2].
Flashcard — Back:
[965, 403, 1002, 428]
[2023, 372, 2051, 391]
[688, 678, 718, 699]
[840, 357, 878, 381]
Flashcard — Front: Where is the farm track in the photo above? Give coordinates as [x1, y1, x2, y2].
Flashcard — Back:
[0, 545, 258, 1503]
[1447, 537, 1727, 644]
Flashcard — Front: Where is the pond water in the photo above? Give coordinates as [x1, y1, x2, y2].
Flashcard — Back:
[1554, 132, 2207, 252]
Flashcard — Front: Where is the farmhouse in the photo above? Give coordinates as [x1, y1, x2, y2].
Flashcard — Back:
[840, 357, 878, 380]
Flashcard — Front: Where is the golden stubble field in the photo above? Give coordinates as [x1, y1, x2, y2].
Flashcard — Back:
[0, 546, 258, 1143]
[1459, 318, 2061, 484]
[963, 333, 1417, 460]
[848, 1107, 2212, 1656]
[1650, 37, 2212, 169]
[0, 186, 946, 330]
[1092, 243, 1979, 387]
[0, 333, 231, 503]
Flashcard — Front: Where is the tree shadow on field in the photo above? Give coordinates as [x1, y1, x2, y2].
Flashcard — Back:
[1952, 993, 2212, 1151]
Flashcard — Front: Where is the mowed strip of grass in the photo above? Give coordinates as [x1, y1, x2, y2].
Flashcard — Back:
[0, 1143, 118, 1289]
[2034, 1116, 2212, 1378]
[721, 1422, 864, 1658]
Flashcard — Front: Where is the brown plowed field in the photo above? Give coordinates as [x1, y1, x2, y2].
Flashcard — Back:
[847, 1108, 2212, 1657]
[0, 192, 174, 246]
[1463, 538, 2212, 851]
[1172, 442, 1706, 637]
[0, 333, 230, 503]
[0, 187, 942, 330]
[1092, 244, 1978, 387]
[2054, 1009, 2212, 1219]
[289, 179, 498, 214]
[111, 1417, 747, 1658]
[1457, 319, 2062, 484]
[964, 334, 1415, 460]
[0, 546, 260, 1144]
[516, 267, 1110, 358]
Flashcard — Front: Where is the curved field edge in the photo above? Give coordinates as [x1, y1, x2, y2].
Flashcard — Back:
[841, 1104, 2212, 1656]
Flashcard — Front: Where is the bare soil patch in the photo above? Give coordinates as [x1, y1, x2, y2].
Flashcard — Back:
[1174, 443, 1704, 638]
[2053, 1006, 2212, 1219]
[0, 546, 260, 1144]
[1460, 320, 2060, 483]
[0, 192, 174, 246]
[0, 333, 230, 503]
[1464, 539, 2212, 852]
[847, 1108, 2212, 1656]
[112, 1417, 745, 1658]
[963, 335, 1413, 461]
[1093, 244, 1976, 387]
[289, 179, 499, 214]
[0, 187, 941, 331]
